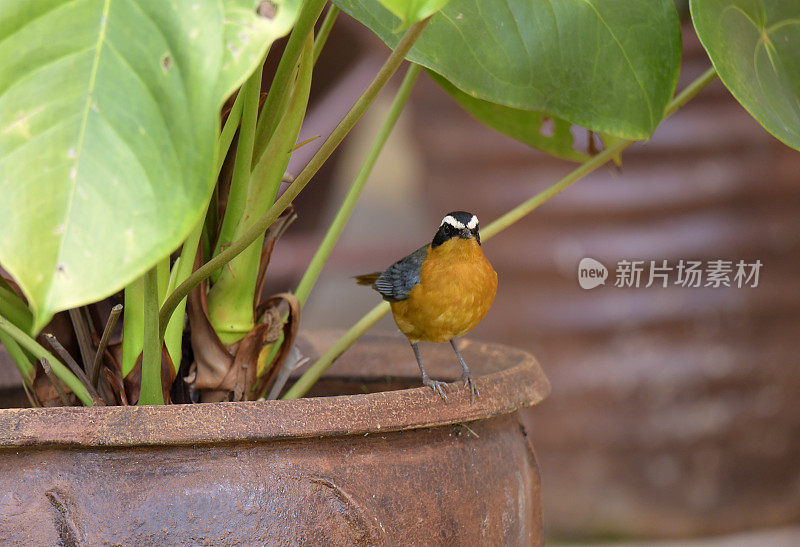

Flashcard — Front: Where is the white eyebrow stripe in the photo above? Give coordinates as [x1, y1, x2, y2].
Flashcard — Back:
[441, 215, 465, 229]
[466, 215, 478, 230]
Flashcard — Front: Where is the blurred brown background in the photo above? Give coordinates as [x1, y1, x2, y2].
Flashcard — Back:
[1, 11, 798, 546]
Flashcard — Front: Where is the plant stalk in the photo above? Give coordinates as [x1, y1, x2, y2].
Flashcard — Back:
[254, 0, 328, 159]
[283, 66, 720, 399]
[163, 218, 203, 369]
[138, 267, 163, 405]
[90, 303, 122, 386]
[44, 333, 104, 404]
[295, 63, 421, 305]
[313, 5, 340, 64]
[0, 329, 34, 387]
[159, 16, 432, 338]
[666, 67, 718, 116]
[67, 308, 94, 372]
[213, 68, 263, 270]
[0, 279, 32, 331]
[216, 90, 245, 174]
[207, 34, 314, 345]
[0, 313, 93, 406]
[257, 62, 421, 394]
[40, 358, 71, 406]
[483, 67, 717, 239]
[282, 301, 387, 399]
[121, 277, 144, 376]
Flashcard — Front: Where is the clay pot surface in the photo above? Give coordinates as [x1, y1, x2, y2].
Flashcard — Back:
[0, 332, 549, 545]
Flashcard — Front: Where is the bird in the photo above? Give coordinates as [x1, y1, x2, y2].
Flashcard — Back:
[355, 211, 497, 401]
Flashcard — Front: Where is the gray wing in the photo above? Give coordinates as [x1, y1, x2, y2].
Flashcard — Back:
[373, 245, 428, 302]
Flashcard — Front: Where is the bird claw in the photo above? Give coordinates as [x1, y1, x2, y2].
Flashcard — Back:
[421, 374, 478, 403]
[422, 376, 449, 401]
[460, 373, 479, 403]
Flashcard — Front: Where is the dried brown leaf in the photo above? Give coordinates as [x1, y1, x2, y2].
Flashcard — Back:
[254, 207, 297, 310]
[251, 292, 301, 400]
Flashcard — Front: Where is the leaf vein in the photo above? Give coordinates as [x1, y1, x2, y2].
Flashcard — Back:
[0, 46, 94, 101]
[102, 39, 182, 171]
[51, 0, 112, 308]
[0, 0, 82, 47]
[0, 113, 81, 165]
[577, 0, 654, 129]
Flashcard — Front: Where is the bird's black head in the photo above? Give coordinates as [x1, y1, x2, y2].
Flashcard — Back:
[431, 211, 480, 248]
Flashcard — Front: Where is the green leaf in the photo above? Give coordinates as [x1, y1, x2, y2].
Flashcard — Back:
[334, 0, 681, 139]
[0, 0, 301, 332]
[428, 70, 588, 162]
[690, 0, 800, 150]
[377, 0, 450, 28]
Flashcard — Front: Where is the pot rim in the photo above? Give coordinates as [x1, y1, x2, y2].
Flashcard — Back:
[0, 333, 549, 448]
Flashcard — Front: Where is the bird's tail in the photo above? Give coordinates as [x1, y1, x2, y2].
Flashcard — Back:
[354, 272, 381, 286]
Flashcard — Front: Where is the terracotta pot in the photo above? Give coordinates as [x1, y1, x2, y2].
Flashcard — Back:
[0, 332, 549, 545]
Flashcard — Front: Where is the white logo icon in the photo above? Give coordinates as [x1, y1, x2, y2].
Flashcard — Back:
[578, 258, 608, 289]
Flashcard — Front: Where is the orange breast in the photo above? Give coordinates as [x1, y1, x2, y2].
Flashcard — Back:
[390, 238, 497, 343]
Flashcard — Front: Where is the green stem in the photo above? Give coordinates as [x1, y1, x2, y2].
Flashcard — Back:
[313, 4, 340, 64]
[0, 313, 93, 406]
[666, 67, 718, 116]
[207, 34, 314, 345]
[159, 16, 432, 339]
[157, 255, 170, 300]
[295, 63, 421, 306]
[284, 67, 720, 399]
[253, 0, 328, 160]
[481, 138, 632, 239]
[163, 219, 203, 371]
[0, 281, 32, 332]
[213, 68, 263, 270]
[0, 329, 34, 386]
[257, 42, 408, 389]
[121, 258, 168, 377]
[138, 267, 163, 405]
[216, 90, 245, 175]
[282, 302, 387, 399]
[483, 67, 718, 239]
[257, 58, 420, 392]
[121, 276, 144, 376]
[203, 186, 219, 262]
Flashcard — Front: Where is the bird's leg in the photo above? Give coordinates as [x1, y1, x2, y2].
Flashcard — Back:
[450, 339, 479, 402]
[411, 341, 448, 401]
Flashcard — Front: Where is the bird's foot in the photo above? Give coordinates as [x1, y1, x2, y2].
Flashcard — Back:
[422, 375, 449, 401]
[460, 372, 479, 403]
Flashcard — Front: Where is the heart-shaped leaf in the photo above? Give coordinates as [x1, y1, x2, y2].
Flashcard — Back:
[335, 0, 681, 140]
[0, 0, 300, 332]
[428, 70, 588, 162]
[691, 0, 800, 150]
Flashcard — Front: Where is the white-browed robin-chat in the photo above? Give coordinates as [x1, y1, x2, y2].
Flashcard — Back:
[356, 211, 497, 401]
